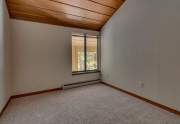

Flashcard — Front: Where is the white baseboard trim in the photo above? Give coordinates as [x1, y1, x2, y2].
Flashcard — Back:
[62, 79, 101, 90]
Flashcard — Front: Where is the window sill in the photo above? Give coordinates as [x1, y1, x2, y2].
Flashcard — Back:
[72, 70, 100, 75]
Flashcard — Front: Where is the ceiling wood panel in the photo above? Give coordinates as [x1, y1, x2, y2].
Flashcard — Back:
[6, 0, 125, 30]
[8, 3, 104, 24]
[9, 4, 102, 30]
[50, 0, 115, 15]
[88, 0, 124, 9]
[8, 0, 109, 21]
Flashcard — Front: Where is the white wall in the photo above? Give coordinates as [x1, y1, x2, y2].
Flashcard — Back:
[101, 0, 180, 111]
[11, 20, 100, 95]
[0, 0, 12, 112]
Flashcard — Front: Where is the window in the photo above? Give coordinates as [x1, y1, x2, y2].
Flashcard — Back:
[86, 36, 98, 70]
[72, 35, 85, 72]
[72, 33, 99, 74]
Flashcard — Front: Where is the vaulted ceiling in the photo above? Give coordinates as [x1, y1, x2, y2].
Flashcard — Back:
[6, 0, 125, 31]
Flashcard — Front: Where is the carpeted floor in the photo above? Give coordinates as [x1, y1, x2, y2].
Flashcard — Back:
[0, 83, 179, 124]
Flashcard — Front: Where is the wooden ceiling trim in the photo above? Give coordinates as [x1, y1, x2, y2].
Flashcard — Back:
[50, 0, 115, 16]
[11, 13, 98, 30]
[7, 0, 110, 22]
[11, 12, 102, 30]
[87, 0, 117, 9]
[14, 16, 101, 31]
[88, 0, 124, 9]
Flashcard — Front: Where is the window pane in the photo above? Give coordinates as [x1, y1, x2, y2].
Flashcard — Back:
[72, 36, 84, 72]
[86, 36, 98, 70]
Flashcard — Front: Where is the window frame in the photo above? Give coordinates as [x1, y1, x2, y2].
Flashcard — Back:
[72, 33, 100, 75]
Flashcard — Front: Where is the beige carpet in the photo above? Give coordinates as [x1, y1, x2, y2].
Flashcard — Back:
[0, 84, 179, 124]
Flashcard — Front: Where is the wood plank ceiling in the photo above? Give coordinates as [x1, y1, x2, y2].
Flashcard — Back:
[6, 0, 125, 31]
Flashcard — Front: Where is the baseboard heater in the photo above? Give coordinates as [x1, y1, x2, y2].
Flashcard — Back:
[62, 79, 101, 90]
